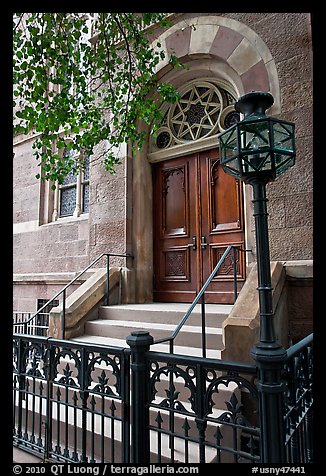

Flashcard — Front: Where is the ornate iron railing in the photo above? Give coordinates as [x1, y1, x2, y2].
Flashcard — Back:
[145, 350, 259, 463]
[13, 334, 130, 463]
[153, 245, 247, 357]
[13, 252, 133, 338]
[283, 333, 313, 463]
[13, 332, 313, 464]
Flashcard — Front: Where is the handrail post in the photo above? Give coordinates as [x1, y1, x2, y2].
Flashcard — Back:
[62, 290, 66, 339]
[201, 294, 206, 358]
[233, 246, 238, 303]
[126, 330, 153, 464]
[106, 254, 110, 306]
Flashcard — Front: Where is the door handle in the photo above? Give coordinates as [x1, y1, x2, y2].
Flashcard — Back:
[201, 236, 207, 250]
[187, 236, 197, 251]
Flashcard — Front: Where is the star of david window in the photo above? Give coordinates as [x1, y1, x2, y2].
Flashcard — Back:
[151, 80, 239, 152]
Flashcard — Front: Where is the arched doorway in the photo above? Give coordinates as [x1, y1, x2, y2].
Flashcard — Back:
[150, 79, 245, 303]
[129, 15, 281, 304]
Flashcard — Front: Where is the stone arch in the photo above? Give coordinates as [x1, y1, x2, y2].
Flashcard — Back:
[152, 15, 281, 113]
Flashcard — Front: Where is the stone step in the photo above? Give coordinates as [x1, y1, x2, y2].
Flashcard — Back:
[98, 303, 232, 327]
[71, 335, 221, 359]
[84, 319, 223, 349]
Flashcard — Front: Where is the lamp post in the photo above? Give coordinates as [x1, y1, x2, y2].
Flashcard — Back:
[218, 91, 296, 462]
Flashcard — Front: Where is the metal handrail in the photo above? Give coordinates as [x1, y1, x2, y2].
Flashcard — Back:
[13, 252, 133, 336]
[153, 245, 241, 356]
[286, 332, 313, 360]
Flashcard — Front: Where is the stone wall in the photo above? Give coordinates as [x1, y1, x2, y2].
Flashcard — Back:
[87, 142, 129, 267]
[225, 12, 313, 260]
[13, 137, 90, 309]
[13, 13, 313, 310]
[13, 279, 81, 313]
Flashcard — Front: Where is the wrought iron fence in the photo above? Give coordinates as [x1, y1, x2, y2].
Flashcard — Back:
[13, 335, 130, 463]
[283, 333, 313, 463]
[13, 310, 53, 337]
[145, 350, 259, 463]
[13, 332, 313, 464]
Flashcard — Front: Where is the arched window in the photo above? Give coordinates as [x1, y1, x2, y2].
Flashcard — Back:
[150, 79, 239, 154]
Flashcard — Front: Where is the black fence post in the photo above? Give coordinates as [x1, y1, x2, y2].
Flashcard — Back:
[44, 339, 54, 461]
[251, 347, 287, 462]
[79, 347, 89, 463]
[126, 330, 153, 464]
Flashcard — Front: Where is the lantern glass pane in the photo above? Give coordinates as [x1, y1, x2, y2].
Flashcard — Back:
[219, 127, 237, 160]
[272, 122, 294, 152]
[221, 157, 241, 177]
[241, 152, 272, 174]
[240, 120, 270, 153]
[275, 154, 295, 176]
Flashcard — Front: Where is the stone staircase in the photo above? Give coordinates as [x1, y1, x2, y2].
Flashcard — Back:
[70, 302, 240, 462]
[72, 302, 233, 358]
[15, 303, 256, 463]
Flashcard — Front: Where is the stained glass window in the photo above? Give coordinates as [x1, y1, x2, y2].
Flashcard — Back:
[82, 155, 90, 213]
[59, 150, 78, 217]
[82, 156, 89, 213]
[83, 184, 89, 213]
[60, 187, 77, 217]
[58, 148, 90, 218]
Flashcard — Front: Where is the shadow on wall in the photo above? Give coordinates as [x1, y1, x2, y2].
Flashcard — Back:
[221, 260, 313, 363]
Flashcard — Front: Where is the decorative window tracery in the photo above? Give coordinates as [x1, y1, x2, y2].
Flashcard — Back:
[52, 147, 90, 220]
[151, 79, 239, 153]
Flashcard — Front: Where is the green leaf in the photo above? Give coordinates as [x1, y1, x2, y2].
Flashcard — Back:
[13, 12, 185, 183]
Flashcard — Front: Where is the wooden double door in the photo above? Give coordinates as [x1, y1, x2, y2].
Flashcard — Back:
[153, 149, 246, 303]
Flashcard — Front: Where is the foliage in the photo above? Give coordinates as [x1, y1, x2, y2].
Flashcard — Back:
[13, 13, 184, 184]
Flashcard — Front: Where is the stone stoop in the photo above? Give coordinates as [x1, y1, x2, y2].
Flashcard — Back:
[73, 303, 233, 359]
[15, 303, 244, 463]
[69, 303, 241, 462]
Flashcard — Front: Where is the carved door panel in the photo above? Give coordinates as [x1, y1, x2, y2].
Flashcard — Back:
[153, 156, 199, 302]
[199, 149, 245, 303]
[153, 150, 245, 303]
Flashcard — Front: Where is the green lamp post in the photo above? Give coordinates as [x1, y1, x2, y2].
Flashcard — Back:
[218, 91, 296, 462]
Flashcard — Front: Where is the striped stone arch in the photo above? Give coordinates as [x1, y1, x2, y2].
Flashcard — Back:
[153, 15, 281, 113]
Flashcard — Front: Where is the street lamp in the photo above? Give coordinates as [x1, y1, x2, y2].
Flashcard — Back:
[218, 91, 296, 463]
